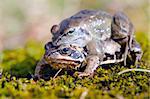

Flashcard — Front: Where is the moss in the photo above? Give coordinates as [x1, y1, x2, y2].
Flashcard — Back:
[0, 33, 149, 98]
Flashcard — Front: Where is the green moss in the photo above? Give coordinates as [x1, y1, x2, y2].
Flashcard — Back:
[0, 33, 149, 98]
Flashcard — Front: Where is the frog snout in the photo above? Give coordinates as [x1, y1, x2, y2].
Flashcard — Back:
[44, 51, 59, 58]
[44, 51, 53, 59]
[44, 53, 50, 59]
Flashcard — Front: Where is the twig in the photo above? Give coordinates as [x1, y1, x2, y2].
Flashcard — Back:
[118, 69, 150, 75]
[0, 69, 2, 79]
[100, 58, 124, 65]
[80, 89, 88, 99]
[53, 69, 62, 79]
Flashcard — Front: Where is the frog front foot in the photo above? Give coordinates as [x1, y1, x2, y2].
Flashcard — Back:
[75, 55, 100, 78]
[74, 72, 94, 78]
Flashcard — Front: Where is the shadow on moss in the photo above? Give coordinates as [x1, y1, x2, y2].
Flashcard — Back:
[9, 56, 37, 78]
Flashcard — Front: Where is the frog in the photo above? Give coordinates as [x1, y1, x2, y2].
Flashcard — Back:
[34, 10, 142, 79]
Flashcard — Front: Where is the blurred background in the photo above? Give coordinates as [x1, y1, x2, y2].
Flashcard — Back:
[0, 0, 149, 50]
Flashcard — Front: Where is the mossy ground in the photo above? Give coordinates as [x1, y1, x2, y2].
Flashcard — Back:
[0, 32, 149, 99]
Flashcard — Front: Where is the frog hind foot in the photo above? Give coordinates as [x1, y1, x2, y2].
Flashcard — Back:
[75, 72, 93, 78]
[75, 56, 100, 78]
[123, 42, 129, 66]
[130, 39, 143, 67]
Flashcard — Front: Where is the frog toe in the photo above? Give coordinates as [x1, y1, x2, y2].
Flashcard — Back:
[74, 72, 93, 78]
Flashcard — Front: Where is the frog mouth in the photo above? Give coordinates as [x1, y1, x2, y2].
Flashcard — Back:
[45, 57, 81, 69]
[48, 58, 81, 65]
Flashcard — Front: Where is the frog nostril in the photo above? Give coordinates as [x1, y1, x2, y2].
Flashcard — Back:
[48, 53, 51, 56]
[44, 53, 51, 58]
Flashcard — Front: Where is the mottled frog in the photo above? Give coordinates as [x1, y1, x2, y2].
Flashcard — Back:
[34, 10, 142, 79]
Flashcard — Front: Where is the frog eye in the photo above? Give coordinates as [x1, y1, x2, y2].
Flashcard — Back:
[51, 25, 59, 34]
[68, 28, 75, 34]
[60, 48, 71, 54]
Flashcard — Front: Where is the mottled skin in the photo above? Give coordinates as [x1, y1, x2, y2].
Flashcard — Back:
[34, 10, 142, 79]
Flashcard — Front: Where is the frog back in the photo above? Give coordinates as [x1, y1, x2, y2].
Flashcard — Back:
[59, 10, 112, 40]
[76, 10, 112, 41]
[52, 10, 112, 46]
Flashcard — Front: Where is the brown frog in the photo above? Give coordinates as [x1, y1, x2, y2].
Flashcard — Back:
[34, 10, 142, 79]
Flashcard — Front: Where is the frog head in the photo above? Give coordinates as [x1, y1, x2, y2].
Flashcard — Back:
[50, 18, 92, 48]
[44, 42, 87, 69]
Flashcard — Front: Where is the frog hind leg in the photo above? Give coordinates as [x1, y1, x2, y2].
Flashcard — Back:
[34, 57, 48, 80]
[123, 42, 129, 66]
[112, 12, 134, 66]
[78, 55, 100, 77]
[130, 39, 143, 67]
